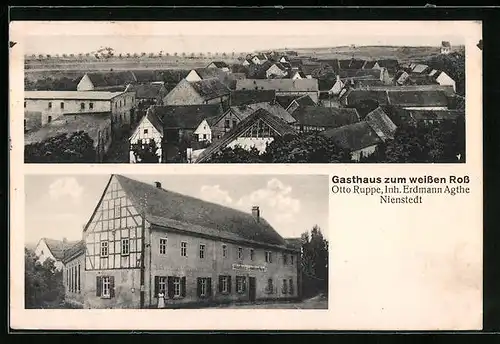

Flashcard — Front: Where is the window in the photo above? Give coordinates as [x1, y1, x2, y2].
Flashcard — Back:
[197, 277, 211, 297]
[24, 101, 26, 108]
[159, 238, 167, 255]
[102, 276, 111, 298]
[144, 129, 148, 135]
[154, 276, 167, 296]
[219, 275, 231, 294]
[173, 277, 181, 297]
[224, 119, 230, 128]
[222, 244, 228, 258]
[89, 102, 94, 110]
[265, 251, 272, 263]
[266, 278, 274, 294]
[121, 238, 130, 256]
[238, 247, 243, 260]
[100, 241, 109, 257]
[180, 242, 187, 257]
[24, 119, 26, 131]
[236, 276, 246, 294]
[291, 255, 294, 265]
[283, 253, 288, 265]
[77, 264, 81, 293]
[47, 116, 52, 123]
[48, 102, 52, 109]
[232, 119, 237, 128]
[199, 244, 205, 259]
[202, 134, 207, 140]
[60, 102, 64, 109]
[289, 279, 294, 294]
[282, 279, 288, 294]
[81, 102, 85, 110]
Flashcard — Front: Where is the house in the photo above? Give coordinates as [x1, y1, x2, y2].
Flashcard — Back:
[235, 79, 319, 103]
[229, 90, 276, 107]
[207, 61, 230, 72]
[321, 122, 384, 162]
[427, 70, 456, 92]
[127, 83, 168, 106]
[299, 64, 320, 79]
[387, 90, 450, 110]
[210, 102, 297, 140]
[34, 238, 79, 271]
[364, 107, 397, 141]
[196, 109, 297, 162]
[62, 240, 86, 308]
[24, 111, 42, 133]
[279, 56, 290, 64]
[410, 64, 430, 74]
[394, 70, 411, 85]
[284, 95, 317, 114]
[24, 113, 113, 162]
[79, 174, 299, 308]
[406, 109, 465, 127]
[24, 90, 136, 131]
[242, 59, 253, 67]
[185, 68, 228, 83]
[290, 71, 306, 80]
[339, 89, 390, 107]
[193, 116, 221, 143]
[251, 53, 268, 65]
[441, 41, 452, 55]
[129, 111, 165, 163]
[163, 79, 230, 108]
[291, 106, 360, 133]
[338, 68, 391, 84]
[318, 77, 344, 97]
[265, 62, 289, 79]
[373, 59, 399, 74]
[77, 71, 137, 91]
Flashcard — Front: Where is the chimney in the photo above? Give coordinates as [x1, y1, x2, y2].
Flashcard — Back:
[336, 74, 340, 82]
[154, 181, 162, 189]
[252, 206, 260, 222]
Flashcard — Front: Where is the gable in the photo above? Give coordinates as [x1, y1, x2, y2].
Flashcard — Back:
[129, 115, 163, 144]
[194, 119, 211, 135]
[77, 74, 95, 91]
[239, 118, 281, 138]
[163, 80, 204, 105]
[35, 240, 57, 262]
[84, 175, 144, 270]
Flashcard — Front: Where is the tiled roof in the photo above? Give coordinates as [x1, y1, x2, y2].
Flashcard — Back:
[363, 61, 377, 69]
[129, 83, 166, 99]
[228, 102, 297, 124]
[408, 109, 464, 121]
[148, 105, 222, 130]
[387, 90, 449, 107]
[209, 61, 230, 68]
[284, 238, 302, 250]
[293, 95, 317, 107]
[275, 95, 301, 109]
[292, 106, 360, 129]
[190, 78, 230, 100]
[229, 90, 276, 106]
[193, 68, 228, 80]
[115, 175, 290, 248]
[195, 108, 297, 163]
[349, 59, 366, 69]
[339, 69, 382, 79]
[236, 79, 319, 92]
[364, 107, 398, 140]
[24, 113, 111, 147]
[322, 121, 383, 151]
[43, 238, 81, 261]
[144, 111, 164, 135]
[25, 91, 124, 100]
[341, 89, 390, 106]
[376, 59, 399, 70]
[85, 71, 136, 88]
[62, 240, 85, 263]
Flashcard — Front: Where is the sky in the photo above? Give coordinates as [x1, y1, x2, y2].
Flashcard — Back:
[24, 174, 328, 245]
[14, 21, 470, 55]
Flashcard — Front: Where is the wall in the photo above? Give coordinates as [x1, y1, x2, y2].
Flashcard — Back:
[211, 110, 239, 140]
[129, 116, 163, 162]
[63, 253, 85, 306]
[146, 228, 299, 307]
[24, 111, 42, 132]
[276, 91, 318, 103]
[34, 240, 63, 271]
[111, 92, 136, 130]
[227, 137, 275, 154]
[352, 144, 378, 161]
[436, 73, 456, 92]
[163, 80, 205, 105]
[193, 119, 213, 142]
[77, 74, 94, 91]
[185, 70, 202, 82]
[25, 98, 111, 127]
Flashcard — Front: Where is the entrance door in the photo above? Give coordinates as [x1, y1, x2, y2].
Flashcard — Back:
[249, 277, 256, 302]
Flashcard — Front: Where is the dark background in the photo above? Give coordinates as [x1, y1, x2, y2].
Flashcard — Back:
[6, 5, 500, 335]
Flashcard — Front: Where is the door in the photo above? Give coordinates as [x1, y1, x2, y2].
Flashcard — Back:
[249, 277, 256, 302]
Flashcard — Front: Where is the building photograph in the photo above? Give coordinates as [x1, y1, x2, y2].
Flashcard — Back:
[24, 174, 329, 309]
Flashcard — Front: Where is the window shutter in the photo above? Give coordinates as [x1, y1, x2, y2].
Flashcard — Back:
[167, 277, 174, 298]
[197, 278, 201, 297]
[110, 276, 115, 298]
[207, 278, 212, 297]
[282, 281, 287, 294]
[181, 277, 186, 297]
[96, 276, 102, 296]
[154, 276, 159, 297]
[243, 277, 247, 293]
[289, 279, 294, 294]
[218, 276, 223, 293]
[227, 276, 232, 294]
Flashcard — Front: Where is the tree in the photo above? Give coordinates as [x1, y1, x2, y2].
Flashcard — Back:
[300, 226, 328, 298]
[24, 131, 97, 163]
[207, 145, 264, 163]
[95, 46, 115, 59]
[130, 139, 160, 163]
[25, 248, 65, 309]
[425, 51, 465, 96]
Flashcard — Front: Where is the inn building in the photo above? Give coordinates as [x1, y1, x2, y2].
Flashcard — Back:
[67, 174, 300, 309]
